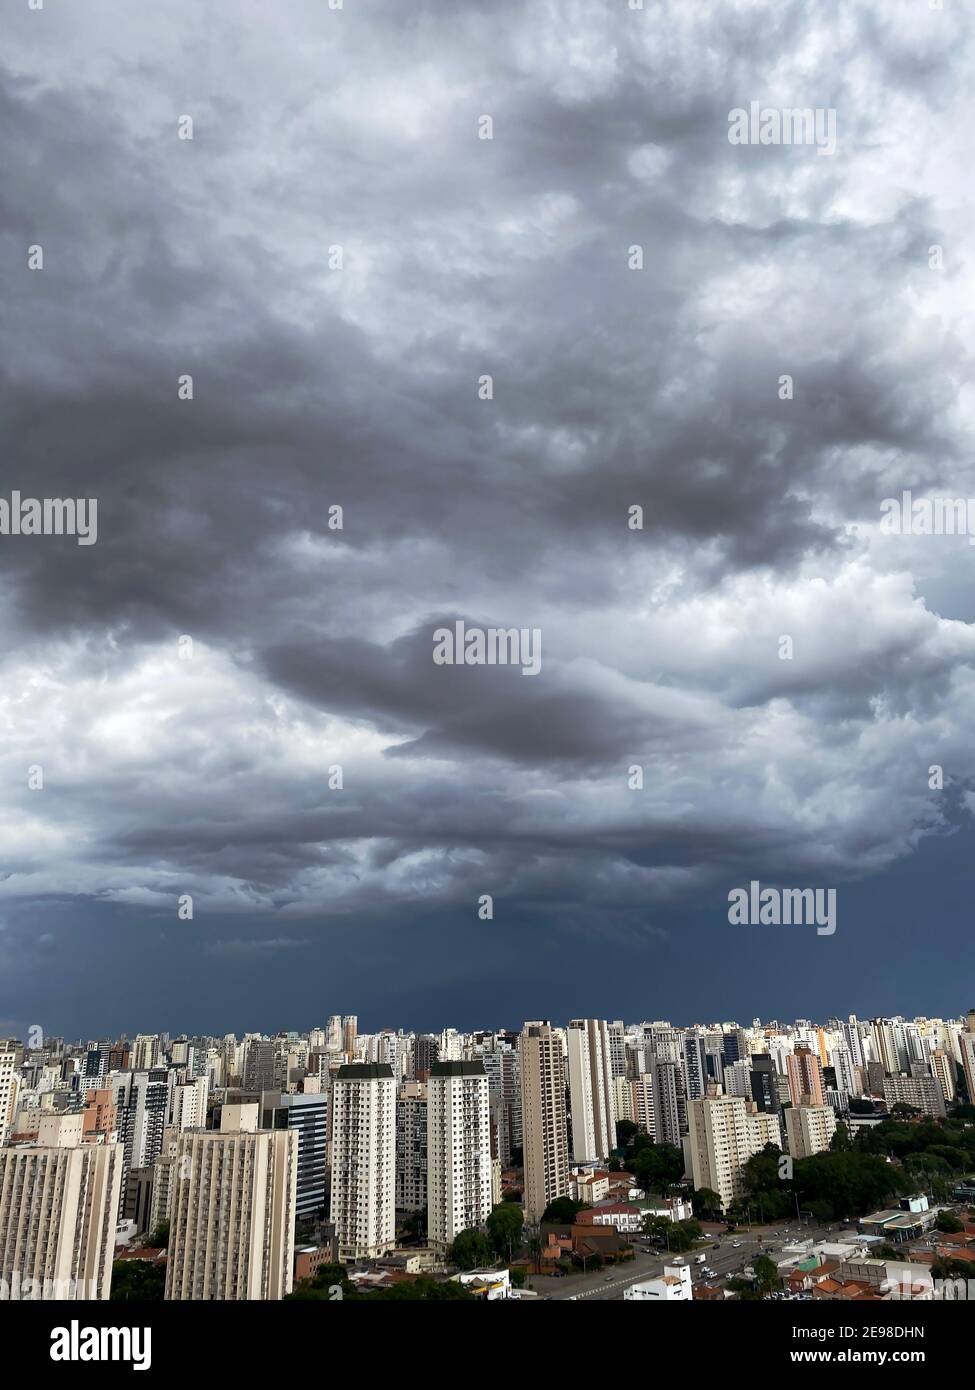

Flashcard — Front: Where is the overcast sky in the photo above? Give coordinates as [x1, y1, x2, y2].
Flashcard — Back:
[2, 0, 974, 1040]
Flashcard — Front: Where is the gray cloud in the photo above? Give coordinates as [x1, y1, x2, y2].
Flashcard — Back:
[2, 0, 974, 946]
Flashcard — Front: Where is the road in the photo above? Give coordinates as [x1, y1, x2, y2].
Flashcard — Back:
[538, 1222, 834, 1302]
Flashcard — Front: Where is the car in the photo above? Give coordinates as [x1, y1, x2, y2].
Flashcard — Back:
[732, 1240, 742, 1248]
[604, 1274, 614, 1282]
[712, 1243, 720, 1249]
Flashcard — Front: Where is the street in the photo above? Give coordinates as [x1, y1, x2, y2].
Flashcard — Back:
[536, 1222, 835, 1301]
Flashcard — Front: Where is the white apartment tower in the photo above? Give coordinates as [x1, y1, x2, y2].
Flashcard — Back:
[520, 1022, 569, 1224]
[330, 1063, 396, 1261]
[566, 1019, 617, 1163]
[688, 1095, 781, 1212]
[427, 1061, 492, 1254]
[166, 1103, 297, 1300]
[0, 1049, 18, 1145]
[0, 1114, 123, 1300]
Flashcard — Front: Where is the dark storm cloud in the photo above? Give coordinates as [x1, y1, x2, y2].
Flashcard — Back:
[1, 0, 975, 975]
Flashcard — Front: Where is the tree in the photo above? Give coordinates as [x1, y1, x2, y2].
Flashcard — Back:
[486, 1202, 524, 1262]
[691, 1187, 723, 1220]
[935, 1211, 964, 1234]
[146, 1219, 169, 1248]
[541, 1196, 589, 1224]
[830, 1123, 852, 1153]
[448, 1228, 493, 1271]
[753, 1254, 779, 1298]
[629, 1142, 685, 1195]
[726, 1276, 761, 1301]
[110, 1260, 165, 1301]
[616, 1119, 638, 1149]
[641, 1213, 671, 1242]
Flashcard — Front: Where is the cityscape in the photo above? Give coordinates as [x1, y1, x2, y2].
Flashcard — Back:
[2, 0, 973, 1362]
[1, 1011, 974, 1306]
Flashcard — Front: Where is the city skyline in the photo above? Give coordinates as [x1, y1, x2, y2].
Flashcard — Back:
[3, 0, 975, 1038]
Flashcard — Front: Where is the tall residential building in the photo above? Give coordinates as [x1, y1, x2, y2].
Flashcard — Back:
[427, 1061, 492, 1254]
[111, 1069, 171, 1204]
[930, 1050, 956, 1104]
[131, 1035, 162, 1071]
[0, 1049, 19, 1145]
[82, 1088, 118, 1143]
[682, 1032, 708, 1102]
[566, 1019, 616, 1162]
[520, 1022, 569, 1224]
[607, 1022, 628, 1079]
[171, 1076, 209, 1132]
[242, 1038, 275, 1092]
[395, 1082, 428, 1212]
[342, 1016, 358, 1056]
[166, 1103, 297, 1300]
[959, 1027, 975, 1107]
[784, 1103, 837, 1159]
[745, 1056, 784, 1112]
[630, 1075, 654, 1135]
[882, 1075, 946, 1119]
[410, 1034, 439, 1082]
[870, 1020, 900, 1076]
[787, 1046, 825, 1108]
[330, 1063, 396, 1261]
[0, 1114, 123, 1300]
[649, 1057, 682, 1146]
[687, 1095, 781, 1212]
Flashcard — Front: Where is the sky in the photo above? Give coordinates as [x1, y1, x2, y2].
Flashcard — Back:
[1, 0, 974, 1041]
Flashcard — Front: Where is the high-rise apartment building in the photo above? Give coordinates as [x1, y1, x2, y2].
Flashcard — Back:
[566, 1019, 617, 1162]
[520, 1022, 569, 1224]
[784, 1103, 837, 1159]
[0, 1114, 123, 1300]
[329, 1063, 396, 1261]
[166, 1103, 297, 1300]
[687, 1095, 781, 1212]
[171, 1076, 209, 1132]
[649, 1057, 682, 1146]
[959, 1025, 975, 1107]
[787, 1046, 825, 1107]
[0, 1049, 19, 1145]
[882, 1075, 946, 1119]
[427, 1061, 492, 1254]
[395, 1081, 428, 1211]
